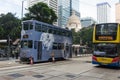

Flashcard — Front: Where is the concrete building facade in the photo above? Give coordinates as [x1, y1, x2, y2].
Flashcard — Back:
[97, 2, 111, 23]
[67, 11, 81, 32]
[115, 2, 120, 23]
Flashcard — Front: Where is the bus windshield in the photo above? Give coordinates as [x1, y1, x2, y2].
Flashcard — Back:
[93, 43, 118, 57]
[21, 40, 33, 48]
[23, 22, 33, 30]
[96, 23, 117, 35]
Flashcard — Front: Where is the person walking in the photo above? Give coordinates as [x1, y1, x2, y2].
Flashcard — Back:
[75, 49, 77, 56]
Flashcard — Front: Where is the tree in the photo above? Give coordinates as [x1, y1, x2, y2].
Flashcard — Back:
[0, 13, 21, 40]
[71, 25, 94, 47]
[23, 2, 57, 24]
[79, 27, 93, 47]
[0, 26, 4, 38]
[71, 29, 80, 44]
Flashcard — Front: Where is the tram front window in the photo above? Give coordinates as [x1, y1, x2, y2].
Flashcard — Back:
[23, 22, 33, 30]
[94, 44, 118, 57]
[21, 40, 33, 48]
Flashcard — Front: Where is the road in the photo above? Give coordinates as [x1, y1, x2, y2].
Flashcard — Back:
[0, 56, 120, 80]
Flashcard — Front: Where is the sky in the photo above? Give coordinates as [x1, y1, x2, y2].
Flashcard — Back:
[80, 0, 119, 22]
[0, 0, 27, 18]
[0, 0, 119, 22]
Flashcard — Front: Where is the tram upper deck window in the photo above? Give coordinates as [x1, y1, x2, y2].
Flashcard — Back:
[53, 29, 57, 34]
[66, 31, 72, 37]
[48, 28, 52, 33]
[21, 40, 33, 48]
[96, 23, 117, 35]
[23, 22, 28, 30]
[23, 22, 33, 30]
[35, 23, 41, 32]
[42, 25, 48, 32]
[30, 23, 33, 29]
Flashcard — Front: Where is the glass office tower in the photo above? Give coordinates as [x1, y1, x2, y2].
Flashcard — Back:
[58, 0, 70, 27]
[58, 0, 80, 27]
[27, 0, 80, 27]
[70, 0, 80, 17]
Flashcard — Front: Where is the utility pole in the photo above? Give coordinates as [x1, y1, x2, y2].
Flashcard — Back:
[21, 1, 24, 19]
[21, 0, 27, 19]
[7, 35, 11, 59]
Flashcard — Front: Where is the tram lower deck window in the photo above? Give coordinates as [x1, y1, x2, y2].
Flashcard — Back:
[52, 43, 58, 49]
[21, 40, 33, 48]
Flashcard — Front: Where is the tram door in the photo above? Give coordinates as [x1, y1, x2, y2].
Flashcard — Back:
[37, 41, 42, 60]
[65, 43, 70, 58]
[69, 44, 72, 58]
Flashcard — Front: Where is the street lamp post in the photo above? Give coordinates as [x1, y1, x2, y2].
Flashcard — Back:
[21, 1, 24, 19]
[21, 0, 27, 19]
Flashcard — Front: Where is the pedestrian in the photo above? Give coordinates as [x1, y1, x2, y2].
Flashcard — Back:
[75, 49, 77, 56]
[51, 51, 55, 63]
[29, 56, 33, 65]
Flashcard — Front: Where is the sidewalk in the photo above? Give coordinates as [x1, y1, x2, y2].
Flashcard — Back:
[0, 56, 92, 69]
[0, 58, 22, 68]
[0, 56, 94, 80]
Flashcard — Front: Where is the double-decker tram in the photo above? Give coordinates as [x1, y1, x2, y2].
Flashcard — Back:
[20, 20, 72, 63]
[92, 23, 120, 67]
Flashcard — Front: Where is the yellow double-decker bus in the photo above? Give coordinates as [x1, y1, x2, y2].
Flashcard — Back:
[92, 23, 120, 67]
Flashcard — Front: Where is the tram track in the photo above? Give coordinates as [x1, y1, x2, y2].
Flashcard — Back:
[0, 59, 74, 75]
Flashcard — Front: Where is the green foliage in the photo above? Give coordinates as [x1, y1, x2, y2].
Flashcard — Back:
[72, 26, 94, 47]
[0, 13, 21, 40]
[79, 27, 93, 47]
[71, 29, 80, 44]
[0, 26, 4, 38]
[23, 2, 57, 24]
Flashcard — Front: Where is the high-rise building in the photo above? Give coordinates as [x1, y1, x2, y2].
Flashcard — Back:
[81, 17, 96, 27]
[97, 2, 111, 23]
[70, 0, 80, 17]
[115, 1, 120, 23]
[58, 0, 70, 27]
[27, 0, 80, 27]
[58, 0, 80, 27]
